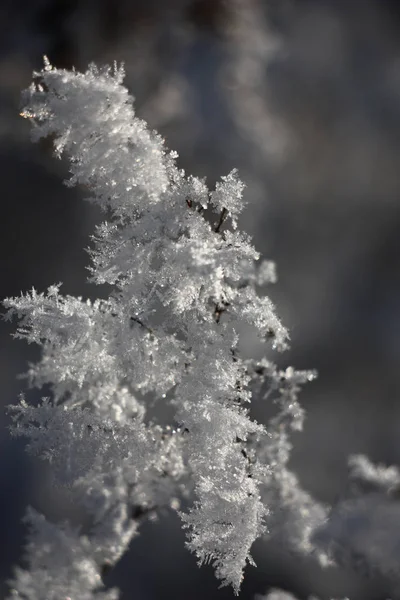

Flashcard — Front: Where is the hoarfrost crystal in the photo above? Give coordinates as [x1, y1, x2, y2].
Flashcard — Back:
[5, 60, 316, 599]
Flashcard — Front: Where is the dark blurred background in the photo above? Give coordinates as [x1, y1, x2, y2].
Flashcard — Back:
[2, 1, 400, 598]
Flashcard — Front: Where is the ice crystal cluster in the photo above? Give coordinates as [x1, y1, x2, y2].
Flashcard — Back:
[4, 60, 399, 600]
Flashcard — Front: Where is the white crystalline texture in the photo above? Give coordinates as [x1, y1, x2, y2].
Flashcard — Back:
[210, 169, 246, 229]
[21, 61, 169, 216]
[4, 59, 312, 600]
[7, 509, 119, 600]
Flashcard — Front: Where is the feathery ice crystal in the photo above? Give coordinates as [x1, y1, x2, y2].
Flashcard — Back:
[4, 60, 320, 599]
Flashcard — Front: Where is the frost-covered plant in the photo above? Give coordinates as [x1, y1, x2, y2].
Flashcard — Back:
[3, 59, 318, 599]
[5, 55, 400, 600]
[10, 58, 398, 600]
[313, 455, 400, 588]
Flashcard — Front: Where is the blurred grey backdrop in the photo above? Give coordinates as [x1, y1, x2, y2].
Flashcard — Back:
[2, 1, 400, 599]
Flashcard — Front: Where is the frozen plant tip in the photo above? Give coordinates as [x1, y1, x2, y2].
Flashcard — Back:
[4, 59, 315, 599]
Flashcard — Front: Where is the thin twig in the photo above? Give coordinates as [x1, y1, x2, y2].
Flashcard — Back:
[214, 207, 228, 233]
